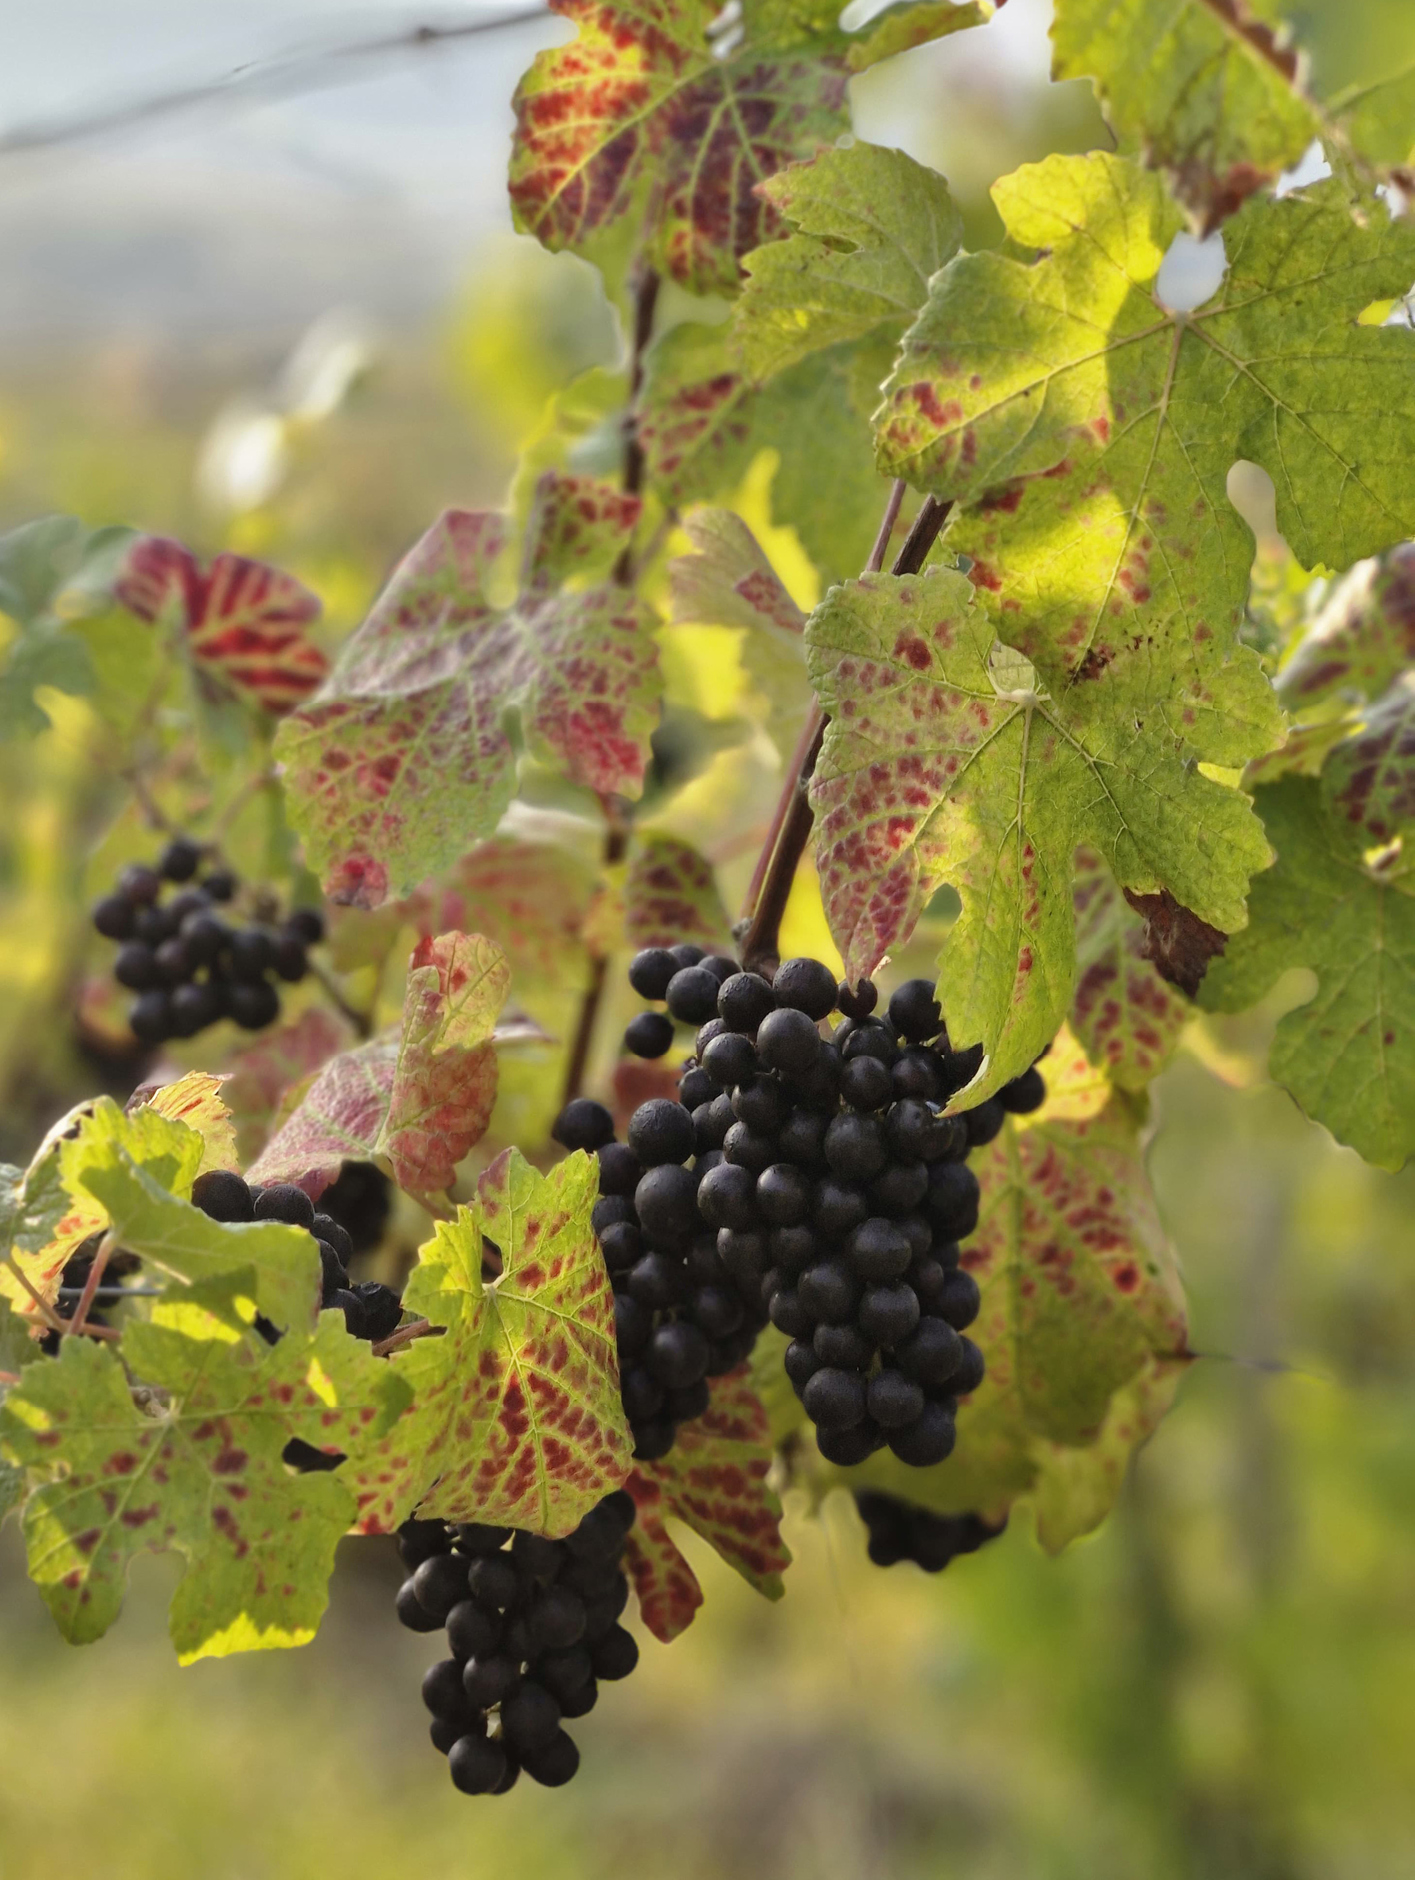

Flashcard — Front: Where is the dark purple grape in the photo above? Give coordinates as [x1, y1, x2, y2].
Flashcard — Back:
[553, 1099, 615, 1151]
[964, 1098, 1007, 1148]
[869, 1160, 929, 1219]
[756, 1163, 812, 1227]
[114, 941, 160, 990]
[887, 1400, 957, 1466]
[802, 1366, 867, 1430]
[896, 1315, 964, 1388]
[128, 989, 173, 1044]
[823, 1111, 888, 1182]
[92, 893, 135, 940]
[867, 1369, 926, 1428]
[627, 1098, 695, 1168]
[836, 978, 877, 1020]
[858, 1280, 921, 1346]
[756, 1007, 822, 1078]
[939, 1268, 981, 1330]
[840, 1056, 892, 1112]
[771, 956, 837, 1021]
[597, 1141, 642, 1196]
[628, 947, 678, 1000]
[716, 971, 776, 1034]
[666, 966, 721, 1025]
[813, 1321, 875, 1370]
[887, 978, 942, 1042]
[847, 1218, 912, 1282]
[192, 1169, 254, 1222]
[625, 1011, 675, 1058]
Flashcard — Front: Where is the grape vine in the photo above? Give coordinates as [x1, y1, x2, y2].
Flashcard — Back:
[1, 0, 1414, 1804]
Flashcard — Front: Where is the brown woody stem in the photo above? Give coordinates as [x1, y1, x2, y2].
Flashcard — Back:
[739, 487, 951, 979]
[67, 1232, 114, 1337]
[613, 265, 661, 582]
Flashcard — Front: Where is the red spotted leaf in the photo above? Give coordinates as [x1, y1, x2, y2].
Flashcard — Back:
[0, 1288, 408, 1659]
[1278, 545, 1415, 709]
[1319, 672, 1415, 847]
[275, 479, 661, 907]
[248, 932, 509, 1198]
[623, 1366, 789, 1642]
[624, 832, 733, 953]
[509, 0, 849, 295]
[412, 835, 599, 997]
[342, 1149, 632, 1536]
[1071, 849, 1190, 1091]
[220, 1009, 357, 1164]
[115, 535, 327, 716]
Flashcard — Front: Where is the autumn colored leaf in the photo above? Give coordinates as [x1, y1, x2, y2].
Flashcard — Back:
[1276, 544, 1415, 709]
[221, 1009, 357, 1165]
[342, 1149, 632, 1537]
[1320, 673, 1415, 845]
[877, 160, 1415, 766]
[1071, 850, 1191, 1091]
[623, 1366, 790, 1642]
[115, 535, 328, 716]
[249, 933, 509, 1198]
[804, 567, 1270, 1100]
[412, 834, 599, 1004]
[735, 142, 962, 384]
[0, 1283, 407, 1660]
[1203, 774, 1415, 1170]
[128, 1071, 240, 1175]
[624, 833, 732, 953]
[824, 1033, 1188, 1542]
[275, 478, 660, 907]
[1, 1098, 204, 1321]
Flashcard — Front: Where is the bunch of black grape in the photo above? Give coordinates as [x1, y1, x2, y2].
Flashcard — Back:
[619, 948, 1045, 1469]
[396, 1490, 640, 1794]
[90, 835, 324, 1044]
[191, 1170, 403, 1343]
[854, 1490, 1007, 1572]
[554, 1088, 766, 1463]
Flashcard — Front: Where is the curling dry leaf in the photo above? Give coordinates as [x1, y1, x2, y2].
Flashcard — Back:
[276, 477, 660, 907]
[623, 1366, 789, 1641]
[248, 933, 509, 1199]
[342, 1149, 632, 1537]
[115, 536, 327, 716]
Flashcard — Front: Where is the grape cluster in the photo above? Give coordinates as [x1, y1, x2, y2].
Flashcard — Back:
[617, 949, 1046, 1468]
[191, 1170, 403, 1343]
[854, 1490, 1007, 1572]
[90, 836, 324, 1045]
[396, 1490, 640, 1794]
[553, 1083, 766, 1463]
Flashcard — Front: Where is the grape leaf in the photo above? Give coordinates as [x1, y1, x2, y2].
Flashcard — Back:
[1277, 545, 1415, 709]
[639, 324, 888, 581]
[735, 142, 962, 383]
[508, 0, 851, 295]
[843, 0, 994, 69]
[275, 479, 660, 907]
[415, 836, 599, 993]
[128, 1071, 240, 1175]
[1320, 674, 1415, 846]
[249, 932, 509, 1199]
[876, 159, 1415, 761]
[0, 516, 134, 735]
[70, 1147, 320, 1332]
[1, 1098, 204, 1321]
[1071, 849, 1191, 1091]
[624, 833, 733, 952]
[221, 1010, 357, 1165]
[1203, 773, 1415, 1169]
[1330, 65, 1415, 179]
[0, 1282, 407, 1659]
[823, 1032, 1188, 1540]
[804, 566, 1270, 1100]
[1050, 0, 1317, 229]
[342, 1149, 631, 1537]
[623, 1366, 789, 1642]
[115, 536, 328, 717]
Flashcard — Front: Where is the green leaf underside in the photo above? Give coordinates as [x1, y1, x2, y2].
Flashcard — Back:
[832, 1051, 1186, 1544]
[735, 142, 963, 383]
[249, 932, 509, 1198]
[877, 158, 1415, 771]
[640, 323, 889, 582]
[623, 1365, 790, 1642]
[342, 1150, 632, 1537]
[0, 1284, 407, 1659]
[1277, 546, 1415, 709]
[275, 478, 661, 908]
[1071, 848, 1191, 1090]
[1204, 774, 1415, 1169]
[804, 567, 1270, 1098]
[624, 833, 733, 951]
[507, 0, 988, 295]
[1050, 0, 1317, 227]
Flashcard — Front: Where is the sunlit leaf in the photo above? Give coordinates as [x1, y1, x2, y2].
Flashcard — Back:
[624, 833, 733, 952]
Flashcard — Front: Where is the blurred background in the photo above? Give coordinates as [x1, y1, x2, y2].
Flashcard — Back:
[2, 1, 1415, 1875]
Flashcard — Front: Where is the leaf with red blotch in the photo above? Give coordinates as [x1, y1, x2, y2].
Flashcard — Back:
[343, 1149, 632, 1537]
[822, 1031, 1189, 1548]
[623, 1366, 789, 1642]
[508, 0, 848, 296]
[1277, 545, 1415, 711]
[126, 1071, 241, 1176]
[413, 836, 599, 995]
[249, 933, 509, 1199]
[0, 1277, 408, 1660]
[115, 535, 328, 717]
[275, 479, 661, 908]
[804, 567, 1270, 1102]
[220, 1009, 357, 1165]
[624, 833, 732, 953]
[1071, 850, 1190, 1093]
